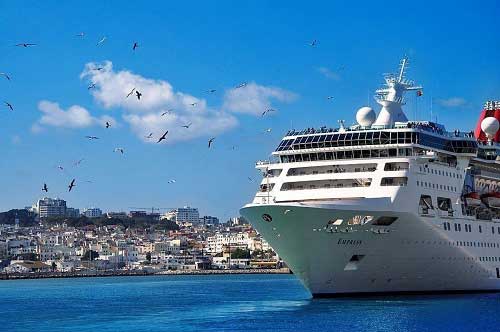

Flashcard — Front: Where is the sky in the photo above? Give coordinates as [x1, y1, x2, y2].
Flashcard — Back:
[1, 1, 499, 219]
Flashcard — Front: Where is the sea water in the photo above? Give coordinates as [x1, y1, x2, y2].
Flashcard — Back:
[1, 274, 499, 332]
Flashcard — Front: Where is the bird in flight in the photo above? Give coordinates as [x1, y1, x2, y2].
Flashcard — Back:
[161, 109, 173, 116]
[167, 179, 176, 184]
[88, 83, 96, 90]
[126, 88, 136, 98]
[57, 165, 64, 171]
[181, 122, 192, 129]
[15, 43, 36, 47]
[247, 177, 254, 182]
[132, 42, 139, 50]
[74, 158, 85, 166]
[206, 89, 216, 93]
[42, 183, 48, 192]
[4, 101, 13, 111]
[145, 132, 153, 139]
[68, 179, 76, 192]
[114, 147, 124, 154]
[76, 32, 85, 38]
[105, 121, 111, 128]
[94, 67, 104, 71]
[85, 135, 99, 140]
[265, 128, 272, 133]
[309, 39, 317, 47]
[97, 36, 107, 46]
[136, 90, 142, 100]
[261, 108, 276, 117]
[157, 131, 169, 143]
[235, 82, 247, 89]
[0, 73, 11, 81]
[208, 137, 215, 148]
[326, 96, 334, 100]
[190, 102, 198, 107]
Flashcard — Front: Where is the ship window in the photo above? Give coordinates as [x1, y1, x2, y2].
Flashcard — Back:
[381, 177, 408, 186]
[479, 225, 482, 233]
[419, 195, 434, 214]
[372, 216, 397, 226]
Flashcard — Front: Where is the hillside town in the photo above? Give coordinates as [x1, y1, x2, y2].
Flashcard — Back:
[0, 197, 284, 278]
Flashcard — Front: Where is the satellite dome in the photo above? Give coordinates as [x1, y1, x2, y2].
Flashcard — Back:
[481, 117, 499, 138]
[356, 107, 376, 127]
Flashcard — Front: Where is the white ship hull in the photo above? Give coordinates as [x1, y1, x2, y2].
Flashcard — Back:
[241, 202, 500, 296]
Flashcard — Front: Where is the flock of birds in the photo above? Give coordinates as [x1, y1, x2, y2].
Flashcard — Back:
[4, 35, 333, 197]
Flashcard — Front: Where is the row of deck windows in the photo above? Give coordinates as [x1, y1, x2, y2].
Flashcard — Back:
[418, 166, 463, 179]
[279, 148, 413, 163]
[443, 221, 500, 236]
[416, 181, 458, 192]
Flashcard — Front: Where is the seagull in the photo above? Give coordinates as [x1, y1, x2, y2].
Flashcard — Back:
[4, 101, 13, 111]
[114, 147, 124, 154]
[206, 89, 216, 93]
[85, 135, 99, 140]
[326, 96, 334, 100]
[265, 128, 272, 133]
[87, 83, 96, 90]
[247, 177, 254, 182]
[235, 82, 247, 89]
[57, 165, 64, 171]
[136, 90, 142, 100]
[208, 137, 215, 148]
[145, 133, 153, 139]
[105, 121, 111, 128]
[284, 209, 292, 215]
[0, 73, 11, 81]
[42, 183, 48, 192]
[94, 67, 104, 71]
[68, 179, 76, 192]
[161, 109, 173, 116]
[190, 102, 198, 107]
[309, 39, 317, 47]
[97, 36, 106, 46]
[167, 179, 176, 184]
[74, 158, 85, 166]
[132, 42, 139, 50]
[126, 88, 136, 98]
[181, 122, 192, 129]
[76, 32, 85, 38]
[157, 131, 168, 143]
[261, 108, 276, 117]
[15, 43, 36, 47]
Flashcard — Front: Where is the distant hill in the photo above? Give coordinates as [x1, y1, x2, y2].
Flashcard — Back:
[0, 209, 37, 226]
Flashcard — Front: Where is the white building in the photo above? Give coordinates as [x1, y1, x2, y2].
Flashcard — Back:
[206, 232, 252, 254]
[82, 207, 102, 218]
[165, 206, 199, 224]
[35, 197, 66, 219]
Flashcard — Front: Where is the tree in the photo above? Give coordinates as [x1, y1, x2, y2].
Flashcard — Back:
[231, 248, 250, 259]
[146, 252, 151, 263]
[82, 250, 99, 261]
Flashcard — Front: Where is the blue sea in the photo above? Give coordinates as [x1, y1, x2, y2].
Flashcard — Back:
[1, 274, 500, 332]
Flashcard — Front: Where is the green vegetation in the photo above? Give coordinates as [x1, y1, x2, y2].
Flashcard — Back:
[0, 209, 37, 226]
[231, 248, 251, 259]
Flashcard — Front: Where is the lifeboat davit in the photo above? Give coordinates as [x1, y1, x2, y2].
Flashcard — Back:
[480, 192, 500, 209]
[464, 192, 481, 206]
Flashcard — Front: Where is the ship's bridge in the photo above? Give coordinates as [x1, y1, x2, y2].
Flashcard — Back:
[273, 121, 478, 163]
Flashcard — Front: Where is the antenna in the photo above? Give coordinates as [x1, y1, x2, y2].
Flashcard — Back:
[398, 56, 408, 82]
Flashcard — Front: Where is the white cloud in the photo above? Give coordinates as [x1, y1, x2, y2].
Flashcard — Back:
[34, 100, 114, 130]
[222, 82, 297, 116]
[317, 67, 341, 80]
[80, 61, 237, 143]
[437, 97, 467, 108]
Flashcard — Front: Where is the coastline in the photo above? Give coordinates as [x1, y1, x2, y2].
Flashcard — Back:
[0, 268, 291, 280]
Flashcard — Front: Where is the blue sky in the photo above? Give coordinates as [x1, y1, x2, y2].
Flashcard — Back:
[1, 1, 499, 219]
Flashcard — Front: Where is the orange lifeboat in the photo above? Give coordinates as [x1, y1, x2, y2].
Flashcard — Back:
[480, 192, 500, 209]
[464, 192, 481, 206]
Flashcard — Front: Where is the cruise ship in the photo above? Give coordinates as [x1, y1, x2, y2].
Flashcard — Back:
[240, 58, 500, 296]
